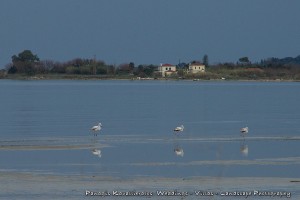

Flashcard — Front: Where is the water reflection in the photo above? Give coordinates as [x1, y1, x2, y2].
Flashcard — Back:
[240, 143, 249, 157]
[90, 136, 102, 158]
[91, 149, 102, 158]
[174, 145, 184, 157]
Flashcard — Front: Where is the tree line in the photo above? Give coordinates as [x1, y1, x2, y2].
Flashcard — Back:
[3, 50, 300, 80]
[5, 50, 158, 77]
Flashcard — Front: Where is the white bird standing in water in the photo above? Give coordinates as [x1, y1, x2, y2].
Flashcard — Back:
[174, 125, 184, 132]
[240, 127, 248, 138]
[91, 122, 102, 136]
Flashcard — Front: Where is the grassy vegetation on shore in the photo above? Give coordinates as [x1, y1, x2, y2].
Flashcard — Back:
[2, 65, 300, 81]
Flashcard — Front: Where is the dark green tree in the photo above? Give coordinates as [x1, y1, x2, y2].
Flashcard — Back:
[10, 50, 40, 74]
[203, 54, 209, 67]
[12, 50, 39, 63]
[239, 57, 250, 64]
[129, 62, 135, 72]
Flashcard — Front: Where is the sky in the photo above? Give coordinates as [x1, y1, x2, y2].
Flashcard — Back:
[1, 0, 300, 68]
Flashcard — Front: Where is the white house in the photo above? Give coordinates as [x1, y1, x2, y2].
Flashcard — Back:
[188, 62, 205, 74]
[158, 63, 177, 77]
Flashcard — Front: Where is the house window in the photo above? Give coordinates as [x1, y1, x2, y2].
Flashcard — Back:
[165, 68, 168, 70]
[195, 67, 196, 69]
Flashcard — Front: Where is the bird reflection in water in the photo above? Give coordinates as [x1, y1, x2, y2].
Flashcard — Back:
[174, 145, 184, 157]
[91, 149, 102, 158]
[240, 143, 249, 157]
[90, 131, 102, 158]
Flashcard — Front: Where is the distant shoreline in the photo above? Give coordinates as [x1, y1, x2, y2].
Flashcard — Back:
[1, 74, 299, 82]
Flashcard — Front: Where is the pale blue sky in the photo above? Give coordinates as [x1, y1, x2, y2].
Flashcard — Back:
[1, 0, 300, 68]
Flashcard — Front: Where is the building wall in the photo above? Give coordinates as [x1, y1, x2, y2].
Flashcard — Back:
[159, 64, 176, 77]
[188, 64, 205, 73]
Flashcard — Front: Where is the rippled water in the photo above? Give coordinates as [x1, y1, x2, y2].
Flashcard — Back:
[0, 80, 300, 179]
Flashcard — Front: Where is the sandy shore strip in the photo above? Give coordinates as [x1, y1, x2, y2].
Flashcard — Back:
[0, 171, 299, 199]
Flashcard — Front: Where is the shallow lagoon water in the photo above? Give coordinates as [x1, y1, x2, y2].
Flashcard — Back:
[0, 80, 300, 198]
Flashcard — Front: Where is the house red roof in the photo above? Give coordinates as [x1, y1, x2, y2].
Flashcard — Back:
[161, 63, 174, 67]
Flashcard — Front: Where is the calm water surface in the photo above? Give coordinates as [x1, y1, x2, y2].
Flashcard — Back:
[0, 79, 299, 179]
